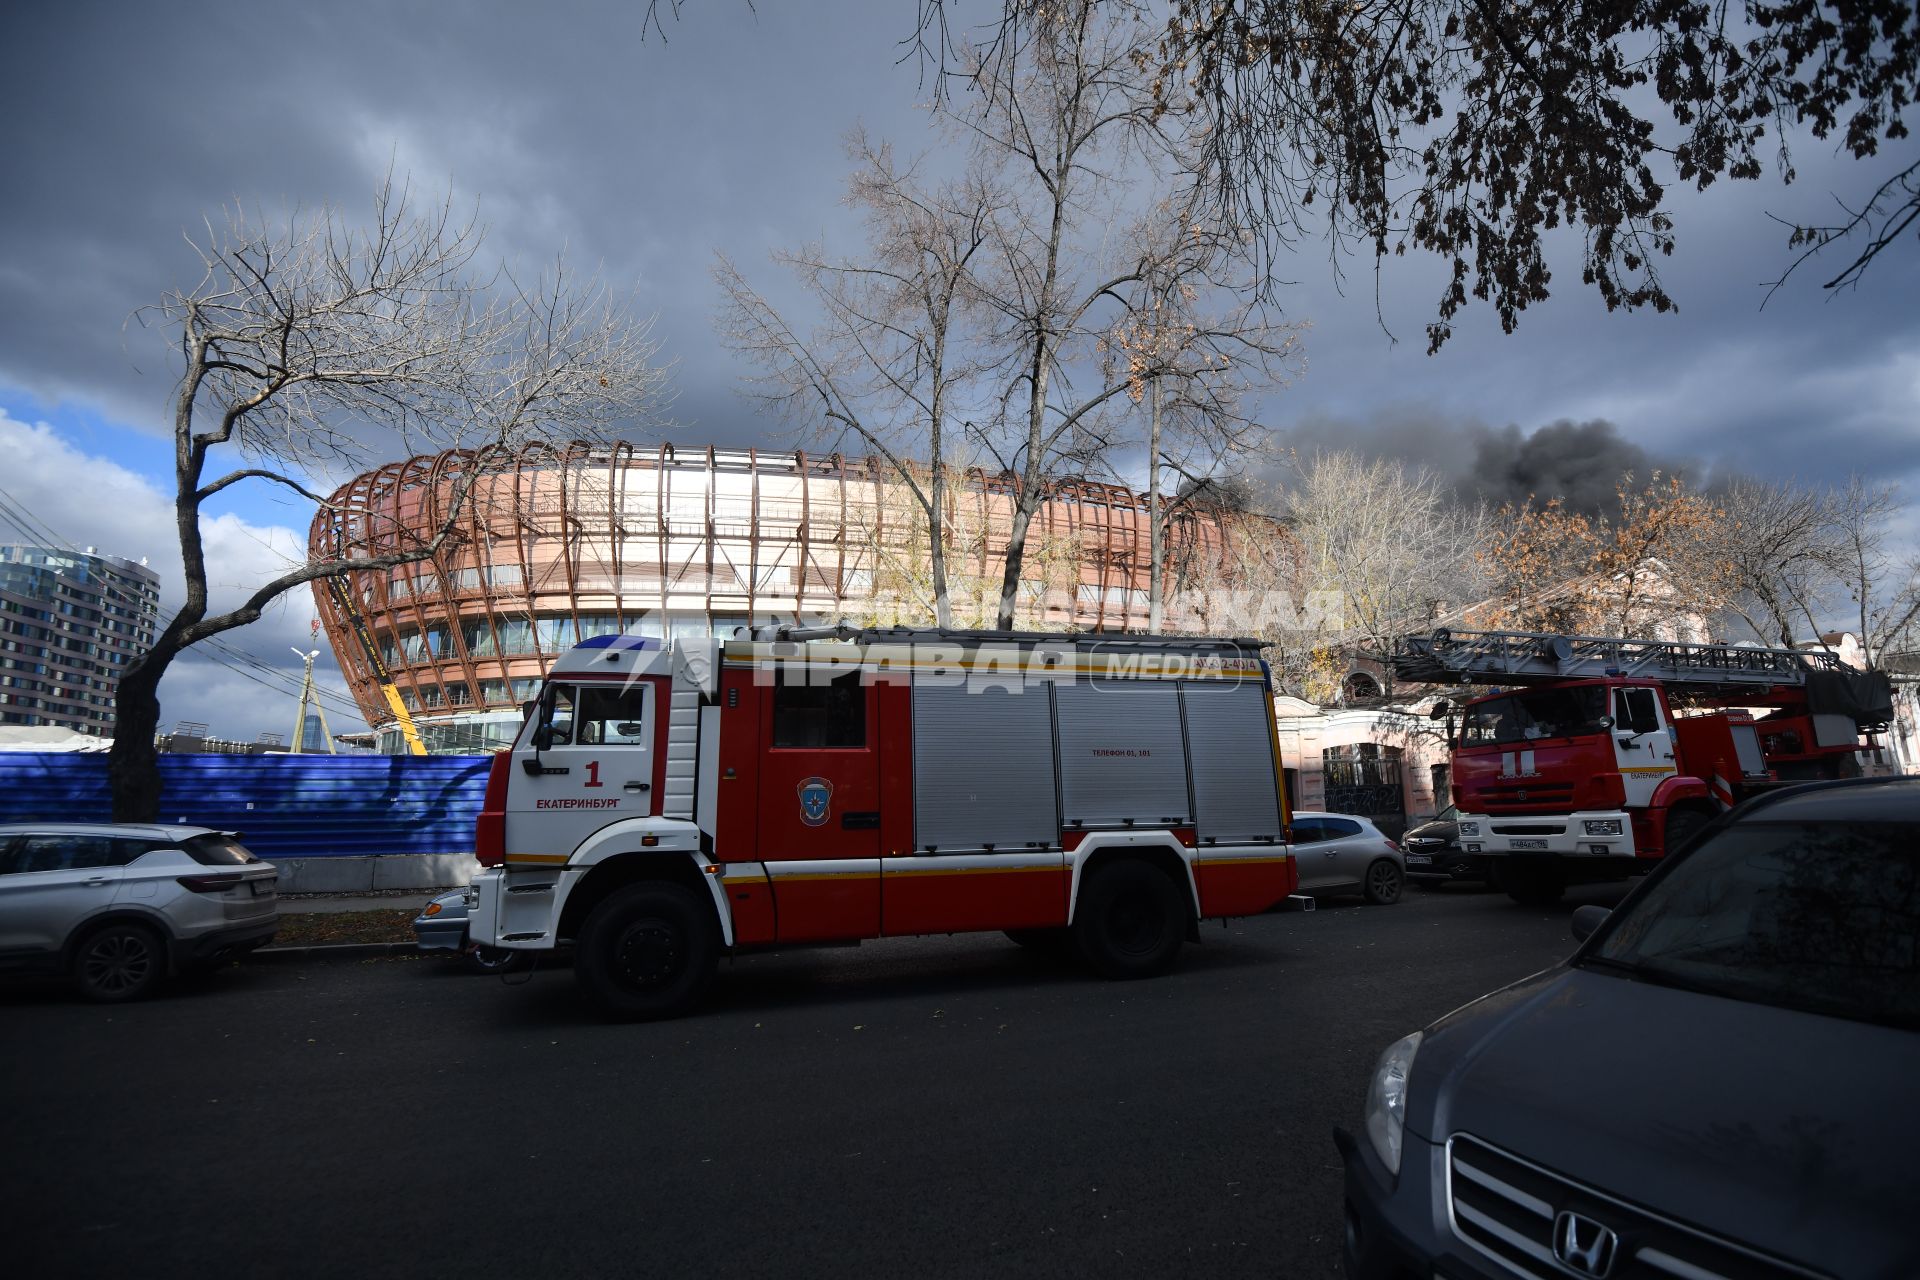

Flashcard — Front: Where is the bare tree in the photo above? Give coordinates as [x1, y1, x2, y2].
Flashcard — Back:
[1108, 197, 1303, 630]
[111, 178, 672, 820]
[960, 0, 1190, 628]
[717, 133, 998, 627]
[1694, 475, 1920, 665]
[1709, 476, 1840, 647]
[1824, 476, 1920, 667]
[1285, 451, 1486, 698]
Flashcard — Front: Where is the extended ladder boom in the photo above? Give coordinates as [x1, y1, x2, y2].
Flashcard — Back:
[1390, 628, 1842, 691]
[325, 575, 428, 756]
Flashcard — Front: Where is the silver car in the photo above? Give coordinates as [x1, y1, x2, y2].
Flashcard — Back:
[0, 823, 278, 1001]
[1290, 811, 1405, 904]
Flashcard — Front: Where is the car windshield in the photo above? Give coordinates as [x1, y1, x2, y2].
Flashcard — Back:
[1460, 685, 1609, 746]
[181, 834, 258, 866]
[1585, 820, 1918, 1029]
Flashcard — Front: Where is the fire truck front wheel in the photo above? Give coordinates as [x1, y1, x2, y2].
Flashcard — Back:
[1073, 859, 1187, 980]
[1662, 805, 1712, 856]
[574, 882, 719, 1021]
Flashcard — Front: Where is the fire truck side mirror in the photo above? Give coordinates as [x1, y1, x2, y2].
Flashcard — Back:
[531, 722, 555, 752]
[1428, 699, 1452, 719]
[520, 699, 538, 723]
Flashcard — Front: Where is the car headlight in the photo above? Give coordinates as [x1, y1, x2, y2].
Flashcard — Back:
[1582, 819, 1623, 836]
[1364, 1031, 1422, 1176]
[1457, 821, 1480, 837]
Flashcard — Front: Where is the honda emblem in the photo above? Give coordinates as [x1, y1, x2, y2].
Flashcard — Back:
[1552, 1210, 1618, 1277]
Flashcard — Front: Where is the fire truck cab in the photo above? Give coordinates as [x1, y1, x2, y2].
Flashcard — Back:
[1448, 678, 1767, 869]
[467, 626, 1297, 1018]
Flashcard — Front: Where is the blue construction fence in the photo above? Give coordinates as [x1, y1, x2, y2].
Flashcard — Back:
[0, 753, 491, 861]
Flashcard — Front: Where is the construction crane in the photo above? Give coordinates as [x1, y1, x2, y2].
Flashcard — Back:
[323, 574, 428, 756]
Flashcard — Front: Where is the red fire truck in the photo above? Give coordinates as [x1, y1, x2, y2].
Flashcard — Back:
[1392, 628, 1894, 905]
[466, 626, 1298, 1018]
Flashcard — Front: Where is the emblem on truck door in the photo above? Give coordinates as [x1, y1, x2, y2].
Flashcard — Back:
[798, 777, 834, 827]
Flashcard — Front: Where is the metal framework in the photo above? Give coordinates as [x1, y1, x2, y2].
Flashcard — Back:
[1389, 628, 1839, 691]
[309, 443, 1240, 734]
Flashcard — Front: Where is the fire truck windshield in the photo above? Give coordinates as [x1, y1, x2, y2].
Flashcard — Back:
[1461, 685, 1611, 747]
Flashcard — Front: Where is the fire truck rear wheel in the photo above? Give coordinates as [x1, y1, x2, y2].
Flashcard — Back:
[1073, 860, 1186, 980]
[574, 882, 718, 1021]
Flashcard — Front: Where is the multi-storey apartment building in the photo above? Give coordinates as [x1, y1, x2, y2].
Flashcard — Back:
[0, 545, 161, 736]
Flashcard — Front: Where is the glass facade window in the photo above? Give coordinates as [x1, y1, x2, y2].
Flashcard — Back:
[462, 621, 498, 658]
[0, 545, 159, 736]
[492, 619, 536, 656]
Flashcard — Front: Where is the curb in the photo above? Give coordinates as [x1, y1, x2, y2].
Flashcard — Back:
[251, 942, 421, 964]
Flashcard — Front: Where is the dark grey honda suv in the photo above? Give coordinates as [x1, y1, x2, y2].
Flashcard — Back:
[1337, 776, 1919, 1279]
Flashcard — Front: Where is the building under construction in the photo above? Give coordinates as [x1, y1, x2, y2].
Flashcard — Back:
[309, 443, 1244, 752]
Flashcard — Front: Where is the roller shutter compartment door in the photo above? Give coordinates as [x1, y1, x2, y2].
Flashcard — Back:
[1054, 681, 1190, 827]
[1183, 681, 1283, 842]
[912, 678, 1059, 851]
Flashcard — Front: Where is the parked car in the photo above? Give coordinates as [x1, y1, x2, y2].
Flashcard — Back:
[1399, 803, 1487, 883]
[0, 823, 277, 1001]
[412, 888, 528, 973]
[1291, 811, 1404, 904]
[1336, 776, 1920, 1280]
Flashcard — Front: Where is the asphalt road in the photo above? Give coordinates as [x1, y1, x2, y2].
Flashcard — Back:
[2, 879, 1629, 1280]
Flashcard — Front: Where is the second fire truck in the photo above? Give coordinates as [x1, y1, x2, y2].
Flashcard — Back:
[467, 626, 1298, 1018]
[1392, 628, 1893, 904]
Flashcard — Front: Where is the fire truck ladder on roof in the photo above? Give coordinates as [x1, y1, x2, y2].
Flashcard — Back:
[1388, 628, 1842, 692]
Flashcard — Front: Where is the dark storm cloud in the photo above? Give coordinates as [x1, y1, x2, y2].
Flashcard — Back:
[0, 0, 928, 448]
[1262, 128, 1918, 504]
[0, 0, 1914, 487]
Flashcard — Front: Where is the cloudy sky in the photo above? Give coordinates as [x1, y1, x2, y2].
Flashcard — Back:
[1, 1, 1915, 740]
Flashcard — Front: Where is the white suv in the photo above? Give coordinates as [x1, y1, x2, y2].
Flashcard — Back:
[0, 824, 278, 1001]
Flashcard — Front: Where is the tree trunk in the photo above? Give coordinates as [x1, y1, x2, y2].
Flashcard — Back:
[929, 546, 953, 628]
[996, 492, 1039, 629]
[1148, 376, 1164, 633]
[108, 648, 174, 823]
[929, 468, 953, 629]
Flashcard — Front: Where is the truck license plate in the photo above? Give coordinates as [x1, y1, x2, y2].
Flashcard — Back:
[1406, 854, 1432, 865]
[1510, 839, 1549, 850]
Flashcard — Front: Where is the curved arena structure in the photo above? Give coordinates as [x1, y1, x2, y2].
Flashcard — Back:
[310, 442, 1239, 751]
